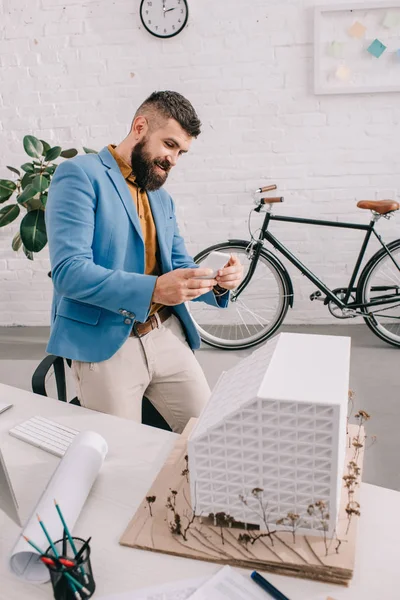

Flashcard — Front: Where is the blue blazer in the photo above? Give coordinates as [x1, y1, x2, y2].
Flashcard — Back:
[45, 147, 228, 362]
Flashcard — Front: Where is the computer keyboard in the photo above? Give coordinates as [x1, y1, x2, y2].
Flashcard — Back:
[9, 416, 79, 457]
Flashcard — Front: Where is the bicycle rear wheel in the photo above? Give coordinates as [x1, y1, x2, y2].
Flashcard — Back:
[358, 239, 400, 347]
[190, 241, 292, 350]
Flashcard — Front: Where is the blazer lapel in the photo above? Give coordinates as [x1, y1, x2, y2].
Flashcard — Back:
[99, 147, 144, 243]
[148, 190, 169, 272]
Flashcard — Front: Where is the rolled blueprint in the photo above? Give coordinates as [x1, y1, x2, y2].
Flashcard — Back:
[10, 430, 108, 583]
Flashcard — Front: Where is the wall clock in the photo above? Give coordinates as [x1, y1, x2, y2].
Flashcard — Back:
[140, 0, 189, 38]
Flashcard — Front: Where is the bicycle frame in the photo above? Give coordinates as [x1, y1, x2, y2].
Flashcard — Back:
[234, 210, 400, 311]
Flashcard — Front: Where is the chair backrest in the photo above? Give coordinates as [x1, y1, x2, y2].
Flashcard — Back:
[32, 355, 80, 405]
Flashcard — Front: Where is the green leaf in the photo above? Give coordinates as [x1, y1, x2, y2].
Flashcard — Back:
[7, 166, 21, 176]
[12, 231, 22, 251]
[40, 193, 48, 207]
[20, 172, 34, 190]
[44, 146, 62, 162]
[25, 196, 44, 211]
[17, 184, 38, 204]
[83, 147, 98, 154]
[20, 209, 47, 252]
[23, 135, 43, 159]
[31, 174, 50, 193]
[40, 140, 51, 155]
[21, 163, 35, 173]
[0, 204, 20, 227]
[23, 245, 34, 260]
[60, 148, 78, 159]
[0, 179, 17, 200]
[44, 165, 57, 175]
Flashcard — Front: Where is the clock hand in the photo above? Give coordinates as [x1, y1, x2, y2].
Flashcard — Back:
[165, 7, 176, 13]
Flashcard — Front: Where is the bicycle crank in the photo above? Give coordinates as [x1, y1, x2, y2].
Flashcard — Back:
[327, 290, 357, 319]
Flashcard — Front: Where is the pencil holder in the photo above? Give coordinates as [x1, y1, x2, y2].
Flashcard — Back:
[46, 537, 95, 600]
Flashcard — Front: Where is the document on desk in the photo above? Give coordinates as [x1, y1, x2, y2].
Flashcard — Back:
[98, 576, 208, 600]
[98, 567, 266, 600]
[9, 430, 108, 584]
[187, 566, 266, 600]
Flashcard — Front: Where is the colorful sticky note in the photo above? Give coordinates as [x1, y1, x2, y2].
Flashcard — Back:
[367, 39, 387, 58]
[328, 41, 345, 58]
[348, 21, 366, 39]
[382, 11, 400, 28]
[335, 65, 351, 81]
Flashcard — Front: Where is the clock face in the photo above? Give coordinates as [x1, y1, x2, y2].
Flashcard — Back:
[140, 0, 189, 38]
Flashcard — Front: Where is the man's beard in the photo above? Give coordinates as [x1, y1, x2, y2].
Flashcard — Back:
[130, 139, 170, 191]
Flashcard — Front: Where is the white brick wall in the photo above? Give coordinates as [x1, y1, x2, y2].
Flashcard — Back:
[1, 0, 399, 325]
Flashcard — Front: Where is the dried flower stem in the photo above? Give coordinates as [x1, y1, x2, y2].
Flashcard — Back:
[145, 495, 156, 517]
[239, 488, 275, 546]
[181, 454, 189, 483]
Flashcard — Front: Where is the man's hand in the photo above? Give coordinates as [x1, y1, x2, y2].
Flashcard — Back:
[215, 254, 244, 291]
[152, 268, 217, 305]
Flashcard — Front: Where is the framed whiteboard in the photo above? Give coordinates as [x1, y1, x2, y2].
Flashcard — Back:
[314, 2, 400, 94]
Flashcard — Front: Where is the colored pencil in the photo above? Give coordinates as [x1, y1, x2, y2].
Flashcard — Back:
[24, 535, 82, 600]
[54, 500, 89, 584]
[36, 515, 90, 597]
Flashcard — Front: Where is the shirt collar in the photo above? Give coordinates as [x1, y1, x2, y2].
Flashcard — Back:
[107, 144, 137, 183]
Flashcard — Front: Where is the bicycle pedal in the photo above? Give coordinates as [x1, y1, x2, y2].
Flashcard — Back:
[310, 291, 324, 301]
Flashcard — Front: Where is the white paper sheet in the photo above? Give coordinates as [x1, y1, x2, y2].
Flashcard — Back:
[187, 566, 266, 600]
[0, 402, 13, 415]
[98, 576, 208, 600]
[0, 447, 21, 526]
[10, 430, 108, 583]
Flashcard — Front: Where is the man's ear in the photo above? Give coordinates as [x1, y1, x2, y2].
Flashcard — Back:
[131, 115, 149, 140]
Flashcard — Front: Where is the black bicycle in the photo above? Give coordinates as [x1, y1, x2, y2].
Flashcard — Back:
[190, 184, 400, 350]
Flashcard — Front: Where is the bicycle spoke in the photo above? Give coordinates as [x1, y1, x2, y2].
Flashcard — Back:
[235, 306, 252, 336]
[235, 300, 270, 326]
[360, 242, 400, 347]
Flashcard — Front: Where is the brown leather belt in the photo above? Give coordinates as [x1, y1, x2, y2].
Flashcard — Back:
[130, 306, 172, 337]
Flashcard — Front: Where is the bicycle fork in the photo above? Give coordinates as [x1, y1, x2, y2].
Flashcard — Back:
[230, 241, 263, 303]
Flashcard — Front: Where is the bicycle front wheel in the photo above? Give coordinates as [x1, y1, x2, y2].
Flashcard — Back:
[189, 241, 291, 350]
[358, 239, 400, 348]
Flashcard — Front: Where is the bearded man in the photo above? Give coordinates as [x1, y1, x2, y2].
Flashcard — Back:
[45, 91, 243, 432]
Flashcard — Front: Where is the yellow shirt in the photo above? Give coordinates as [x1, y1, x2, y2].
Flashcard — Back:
[108, 144, 163, 318]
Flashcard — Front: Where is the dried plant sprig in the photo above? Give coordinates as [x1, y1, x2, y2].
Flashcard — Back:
[276, 511, 302, 545]
[307, 501, 330, 555]
[145, 495, 156, 517]
[347, 389, 355, 435]
[345, 500, 361, 535]
[209, 512, 235, 545]
[181, 454, 189, 483]
[166, 488, 198, 542]
[166, 490, 182, 537]
[238, 488, 275, 546]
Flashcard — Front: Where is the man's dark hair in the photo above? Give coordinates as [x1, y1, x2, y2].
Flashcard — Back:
[134, 90, 201, 138]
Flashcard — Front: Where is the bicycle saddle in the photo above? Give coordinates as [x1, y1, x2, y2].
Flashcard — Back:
[357, 200, 399, 214]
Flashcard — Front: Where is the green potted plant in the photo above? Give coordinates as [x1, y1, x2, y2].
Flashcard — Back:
[0, 135, 96, 259]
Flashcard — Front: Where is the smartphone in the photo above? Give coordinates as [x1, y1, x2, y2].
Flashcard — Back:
[195, 251, 231, 279]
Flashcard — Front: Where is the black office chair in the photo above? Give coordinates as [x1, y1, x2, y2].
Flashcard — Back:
[32, 355, 171, 431]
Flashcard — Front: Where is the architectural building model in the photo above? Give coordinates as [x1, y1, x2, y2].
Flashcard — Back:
[188, 333, 350, 536]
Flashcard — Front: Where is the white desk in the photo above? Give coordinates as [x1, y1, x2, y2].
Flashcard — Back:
[0, 382, 398, 600]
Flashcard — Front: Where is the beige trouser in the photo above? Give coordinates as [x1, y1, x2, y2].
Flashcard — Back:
[71, 315, 210, 433]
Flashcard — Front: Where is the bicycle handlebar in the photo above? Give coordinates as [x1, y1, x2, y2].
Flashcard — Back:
[260, 196, 284, 204]
[256, 184, 277, 193]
